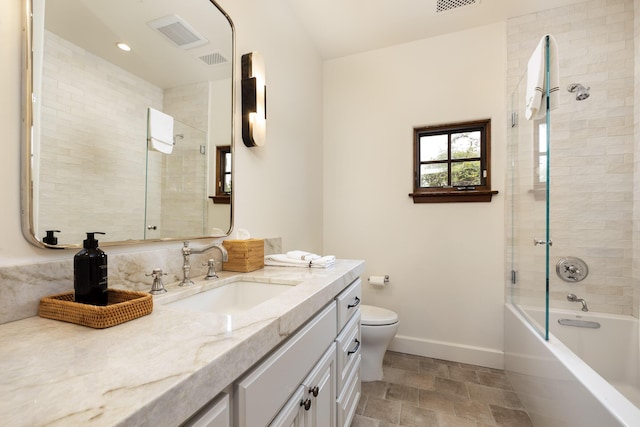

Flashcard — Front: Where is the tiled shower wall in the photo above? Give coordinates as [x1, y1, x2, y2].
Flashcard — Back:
[506, 0, 636, 315]
[41, 31, 210, 243]
[161, 83, 210, 238]
[40, 30, 162, 243]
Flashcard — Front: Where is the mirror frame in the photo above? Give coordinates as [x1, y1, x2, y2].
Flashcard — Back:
[21, 0, 235, 249]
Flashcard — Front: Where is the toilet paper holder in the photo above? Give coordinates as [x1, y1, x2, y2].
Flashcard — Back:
[368, 275, 390, 285]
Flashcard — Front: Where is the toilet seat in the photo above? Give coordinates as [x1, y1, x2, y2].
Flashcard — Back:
[361, 304, 398, 326]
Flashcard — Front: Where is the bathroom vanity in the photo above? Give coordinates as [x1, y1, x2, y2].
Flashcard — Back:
[0, 260, 364, 426]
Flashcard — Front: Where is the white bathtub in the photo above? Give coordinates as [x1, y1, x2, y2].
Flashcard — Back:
[505, 303, 640, 427]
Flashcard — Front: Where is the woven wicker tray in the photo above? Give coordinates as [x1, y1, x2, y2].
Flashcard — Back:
[38, 289, 153, 329]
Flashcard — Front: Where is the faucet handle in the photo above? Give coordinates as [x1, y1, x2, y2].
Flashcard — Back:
[203, 259, 219, 280]
[182, 241, 191, 256]
[146, 268, 168, 294]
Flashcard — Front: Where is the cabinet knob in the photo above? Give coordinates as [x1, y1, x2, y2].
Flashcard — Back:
[310, 386, 319, 397]
[300, 398, 311, 411]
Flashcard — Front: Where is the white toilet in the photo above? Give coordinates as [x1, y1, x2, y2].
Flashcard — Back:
[360, 304, 399, 382]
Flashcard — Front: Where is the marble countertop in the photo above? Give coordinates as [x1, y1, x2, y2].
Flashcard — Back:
[0, 259, 364, 427]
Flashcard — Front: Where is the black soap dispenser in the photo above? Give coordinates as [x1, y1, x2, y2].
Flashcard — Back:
[43, 230, 60, 245]
[74, 232, 108, 306]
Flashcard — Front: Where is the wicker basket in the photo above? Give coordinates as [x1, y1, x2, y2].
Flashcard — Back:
[38, 289, 153, 329]
[222, 238, 264, 272]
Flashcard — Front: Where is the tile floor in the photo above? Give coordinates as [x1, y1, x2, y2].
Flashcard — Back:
[351, 351, 533, 427]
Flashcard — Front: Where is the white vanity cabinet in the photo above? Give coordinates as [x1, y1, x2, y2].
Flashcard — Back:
[182, 392, 230, 427]
[271, 344, 336, 427]
[268, 387, 305, 427]
[236, 303, 337, 426]
[300, 344, 336, 426]
[235, 277, 363, 427]
[334, 279, 362, 427]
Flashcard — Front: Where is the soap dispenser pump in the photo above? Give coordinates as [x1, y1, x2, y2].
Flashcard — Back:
[74, 232, 108, 306]
[43, 230, 60, 246]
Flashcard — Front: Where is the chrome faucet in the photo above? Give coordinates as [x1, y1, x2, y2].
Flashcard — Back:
[146, 268, 168, 294]
[180, 241, 195, 287]
[190, 241, 229, 261]
[567, 293, 589, 312]
[180, 241, 228, 286]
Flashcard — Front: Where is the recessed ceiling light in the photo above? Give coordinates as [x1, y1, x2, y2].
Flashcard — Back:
[116, 42, 132, 52]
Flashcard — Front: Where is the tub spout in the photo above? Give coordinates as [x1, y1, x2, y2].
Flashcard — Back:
[567, 293, 589, 312]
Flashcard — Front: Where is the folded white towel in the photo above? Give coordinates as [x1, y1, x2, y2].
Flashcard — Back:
[286, 250, 321, 262]
[525, 34, 559, 121]
[265, 254, 336, 268]
[147, 107, 174, 154]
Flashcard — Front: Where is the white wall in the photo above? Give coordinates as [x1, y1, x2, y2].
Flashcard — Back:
[218, 0, 324, 253]
[323, 23, 508, 368]
[39, 31, 161, 244]
[0, 0, 324, 266]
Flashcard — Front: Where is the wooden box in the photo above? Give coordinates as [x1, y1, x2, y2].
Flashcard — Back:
[222, 238, 264, 272]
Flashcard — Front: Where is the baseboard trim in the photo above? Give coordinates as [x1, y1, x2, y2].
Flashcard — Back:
[388, 335, 504, 369]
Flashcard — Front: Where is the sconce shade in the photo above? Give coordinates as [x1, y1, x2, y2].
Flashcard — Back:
[241, 52, 266, 147]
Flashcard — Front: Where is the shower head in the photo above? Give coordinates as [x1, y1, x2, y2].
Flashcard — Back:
[567, 83, 590, 101]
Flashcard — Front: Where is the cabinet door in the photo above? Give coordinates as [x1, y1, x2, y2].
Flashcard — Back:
[301, 343, 336, 427]
[237, 303, 337, 426]
[270, 387, 306, 427]
[182, 392, 229, 427]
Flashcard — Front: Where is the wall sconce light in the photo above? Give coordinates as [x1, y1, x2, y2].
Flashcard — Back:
[241, 52, 266, 147]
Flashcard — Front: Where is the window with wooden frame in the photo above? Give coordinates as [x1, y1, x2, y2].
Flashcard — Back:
[210, 145, 231, 204]
[410, 119, 497, 203]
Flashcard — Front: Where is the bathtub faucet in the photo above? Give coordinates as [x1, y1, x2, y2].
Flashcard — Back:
[567, 293, 589, 312]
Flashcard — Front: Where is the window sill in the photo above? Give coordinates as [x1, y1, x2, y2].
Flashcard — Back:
[528, 187, 546, 201]
[209, 195, 230, 205]
[409, 190, 498, 203]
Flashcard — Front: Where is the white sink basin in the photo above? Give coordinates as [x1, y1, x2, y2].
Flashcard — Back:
[165, 280, 296, 316]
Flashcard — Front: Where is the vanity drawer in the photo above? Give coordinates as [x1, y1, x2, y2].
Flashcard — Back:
[337, 354, 361, 427]
[335, 309, 361, 394]
[236, 302, 337, 427]
[336, 278, 361, 331]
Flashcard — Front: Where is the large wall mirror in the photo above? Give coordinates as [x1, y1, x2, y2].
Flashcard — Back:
[22, 0, 235, 248]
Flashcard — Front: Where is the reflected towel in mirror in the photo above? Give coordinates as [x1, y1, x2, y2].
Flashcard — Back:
[147, 107, 174, 154]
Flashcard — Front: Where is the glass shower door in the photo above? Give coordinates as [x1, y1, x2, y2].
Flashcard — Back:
[508, 70, 551, 340]
[145, 119, 208, 239]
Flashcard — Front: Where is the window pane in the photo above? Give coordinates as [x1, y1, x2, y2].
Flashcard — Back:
[452, 161, 481, 186]
[451, 131, 480, 159]
[420, 164, 448, 187]
[223, 174, 232, 193]
[538, 155, 547, 183]
[538, 123, 547, 153]
[420, 134, 448, 161]
[224, 153, 232, 172]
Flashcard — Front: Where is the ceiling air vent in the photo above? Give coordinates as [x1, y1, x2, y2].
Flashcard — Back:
[436, 0, 478, 13]
[148, 15, 208, 50]
[198, 51, 228, 66]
